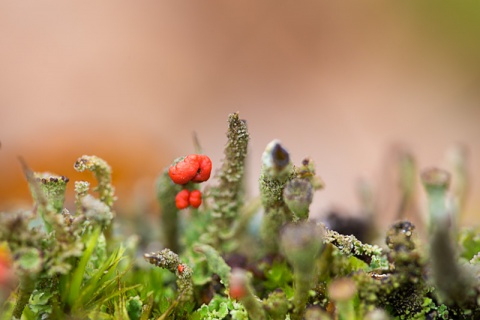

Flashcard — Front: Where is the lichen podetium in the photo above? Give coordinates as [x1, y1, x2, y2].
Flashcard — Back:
[206, 112, 249, 251]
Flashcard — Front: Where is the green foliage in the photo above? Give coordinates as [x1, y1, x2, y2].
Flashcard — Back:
[192, 295, 248, 320]
[263, 261, 294, 298]
[459, 228, 480, 261]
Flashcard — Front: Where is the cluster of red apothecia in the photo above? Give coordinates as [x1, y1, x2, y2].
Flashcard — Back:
[168, 154, 212, 210]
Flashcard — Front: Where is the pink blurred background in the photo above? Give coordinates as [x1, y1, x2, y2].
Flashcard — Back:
[1, 2, 479, 227]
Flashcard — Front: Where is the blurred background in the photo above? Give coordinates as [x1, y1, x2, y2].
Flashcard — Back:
[1, 1, 480, 229]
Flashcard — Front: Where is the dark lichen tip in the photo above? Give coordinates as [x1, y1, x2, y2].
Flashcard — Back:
[261, 140, 293, 179]
[421, 167, 451, 189]
[271, 143, 290, 169]
[34, 173, 69, 185]
[262, 140, 289, 171]
[386, 220, 416, 252]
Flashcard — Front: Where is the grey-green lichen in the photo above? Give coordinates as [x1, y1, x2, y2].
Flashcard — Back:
[194, 244, 231, 290]
[74, 155, 116, 208]
[259, 140, 296, 254]
[207, 112, 249, 250]
[144, 249, 194, 302]
[30, 173, 69, 214]
[323, 224, 383, 265]
[259, 143, 323, 255]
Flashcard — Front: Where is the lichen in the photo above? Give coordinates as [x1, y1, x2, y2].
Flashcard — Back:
[144, 249, 194, 302]
[74, 155, 116, 209]
[207, 112, 249, 251]
[2, 114, 480, 319]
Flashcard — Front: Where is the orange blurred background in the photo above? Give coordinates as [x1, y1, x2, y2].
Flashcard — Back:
[1, 2, 480, 227]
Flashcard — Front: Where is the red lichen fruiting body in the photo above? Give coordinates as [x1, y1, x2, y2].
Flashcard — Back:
[191, 154, 212, 182]
[229, 284, 246, 300]
[177, 264, 184, 273]
[175, 189, 190, 209]
[168, 155, 200, 185]
[189, 189, 202, 208]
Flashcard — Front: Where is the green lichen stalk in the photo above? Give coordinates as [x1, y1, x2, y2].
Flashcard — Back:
[144, 249, 193, 302]
[208, 112, 249, 250]
[421, 168, 478, 306]
[260, 140, 295, 254]
[156, 170, 182, 252]
[281, 222, 323, 319]
[328, 278, 357, 320]
[194, 244, 231, 290]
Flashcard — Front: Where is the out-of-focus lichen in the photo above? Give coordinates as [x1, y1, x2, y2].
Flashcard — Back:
[74, 181, 90, 215]
[263, 290, 289, 320]
[281, 221, 323, 319]
[194, 244, 231, 290]
[283, 178, 313, 221]
[328, 278, 357, 320]
[144, 249, 193, 302]
[421, 167, 479, 308]
[207, 112, 249, 251]
[229, 268, 266, 320]
[446, 144, 469, 217]
[396, 150, 417, 221]
[156, 169, 183, 253]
